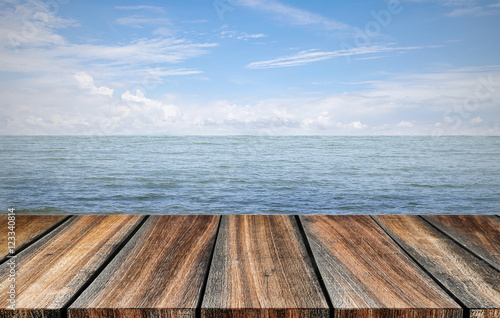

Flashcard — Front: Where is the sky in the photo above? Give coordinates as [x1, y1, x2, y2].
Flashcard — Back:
[0, 0, 499, 135]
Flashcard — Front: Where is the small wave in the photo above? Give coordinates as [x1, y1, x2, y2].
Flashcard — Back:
[15, 207, 68, 214]
[103, 184, 125, 188]
[409, 184, 435, 188]
[135, 194, 165, 200]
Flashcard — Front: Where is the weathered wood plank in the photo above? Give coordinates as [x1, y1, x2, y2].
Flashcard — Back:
[374, 215, 500, 318]
[301, 215, 461, 318]
[423, 215, 500, 271]
[0, 215, 69, 261]
[0, 215, 144, 318]
[69, 215, 220, 318]
[202, 215, 329, 318]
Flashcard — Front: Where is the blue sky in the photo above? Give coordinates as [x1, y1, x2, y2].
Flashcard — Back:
[0, 0, 499, 135]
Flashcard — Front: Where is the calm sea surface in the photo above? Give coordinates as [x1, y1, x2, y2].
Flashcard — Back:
[0, 136, 499, 214]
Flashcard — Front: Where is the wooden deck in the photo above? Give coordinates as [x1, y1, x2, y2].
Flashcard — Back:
[1, 215, 499, 318]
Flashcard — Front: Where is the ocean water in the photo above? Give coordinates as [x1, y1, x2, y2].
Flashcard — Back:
[0, 136, 499, 215]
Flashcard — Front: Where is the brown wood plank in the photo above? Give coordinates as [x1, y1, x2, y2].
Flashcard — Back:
[374, 215, 500, 318]
[0, 215, 69, 260]
[301, 215, 461, 318]
[69, 215, 220, 318]
[201, 215, 329, 318]
[0, 215, 144, 318]
[423, 215, 500, 271]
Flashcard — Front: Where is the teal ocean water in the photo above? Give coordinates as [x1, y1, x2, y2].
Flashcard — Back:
[0, 136, 499, 214]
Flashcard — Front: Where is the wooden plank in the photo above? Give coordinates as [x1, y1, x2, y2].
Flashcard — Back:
[202, 215, 329, 318]
[0, 215, 144, 318]
[301, 215, 461, 318]
[0, 215, 69, 261]
[374, 215, 500, 318]
[423, 215, 500, 271]
[69, 215, 220, 318]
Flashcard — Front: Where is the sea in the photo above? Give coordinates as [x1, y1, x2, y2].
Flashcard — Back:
[0, 136, 499, 215]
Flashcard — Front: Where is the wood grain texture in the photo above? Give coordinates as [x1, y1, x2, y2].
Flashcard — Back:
[0, 215, 144, 318]
[423, 215, 500, 271]
[69, 215, 220, 318]
[0, 215, 69, 261]
[201, 215, 329, 318]
[301, 215, 461, 318]
[374, 215, 500, 318]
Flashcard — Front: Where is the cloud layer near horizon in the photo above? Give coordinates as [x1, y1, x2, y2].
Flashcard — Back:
[3, 66, 499, 135]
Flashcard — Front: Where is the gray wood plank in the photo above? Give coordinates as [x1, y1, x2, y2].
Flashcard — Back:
[0, 215, 69, 261]
[423, 215, 500, 271]
[202, 215, 329, 318]
[374, 215, 500, 318]
[301, 215, 462, 318]
[0, 215, 144, 318]
[69, 215, 220, 318]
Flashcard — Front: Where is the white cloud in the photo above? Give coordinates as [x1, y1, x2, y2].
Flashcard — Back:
[120, 89, 179, 124]
[220, 30, 267, 40]
[445, 6, 483, 16]
[0, 36, 217, 76]
[490, 1, 500, 7]
[60, 39, 218, 66]
[2, 65, 499, 135]
[353, 55, 390, 61]
[0, 1, 217, 77]
[346, 121, 368, 129]
[237, 0, 353, 31]
[115, 16, 171, 28]
[246, 45, 436, 69]
[115, 5, 165, 11]
[247, 49, 346, 69]
[440, 0, 500, 16]
[471, 116, 483, 124]
[445, 5, 500, 16]
[153, 28, 173, 36]
[403, 0, 476, 6]
[74, 72, 113, 96]
[0, 0, 220, 135]
[150, 68, 203, 76]
[122, 89, 148, 103]
[0, 0, 77, 48]
[444, 116, 455, 123]
[398, 121, 414, 127]
[404, 0, 500, 17]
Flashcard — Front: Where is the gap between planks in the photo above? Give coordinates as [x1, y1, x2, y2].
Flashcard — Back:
[0, 215, 146, 318]
[69, 215, 221, 318]
[294, 215, 335, 312]
[421, 215, 500, 273]
[0, 215, 71, 265]
[370, 216, 470, 313]
[301, 215, 462, 318]
[195, 215, 223, 318]
[62, 215, 150, 310]
[373, 215, 500, 318]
